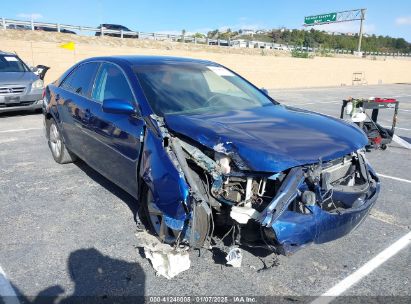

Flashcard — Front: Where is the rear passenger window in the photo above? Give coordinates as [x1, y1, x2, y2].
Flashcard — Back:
[61, 62, 99, 97]
[92, 63, 135, 103]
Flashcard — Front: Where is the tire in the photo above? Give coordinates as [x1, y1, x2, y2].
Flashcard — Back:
[141, 186, 180, 244]
[47, 119, 77, 164]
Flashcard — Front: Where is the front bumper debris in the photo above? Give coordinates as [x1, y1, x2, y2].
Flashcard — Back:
[261, 163, 380, 255]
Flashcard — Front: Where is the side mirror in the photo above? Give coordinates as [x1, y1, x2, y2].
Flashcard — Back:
[102, 99, 136, 115]
[260, 88, 269, 95]
[30, 66, 38, 73]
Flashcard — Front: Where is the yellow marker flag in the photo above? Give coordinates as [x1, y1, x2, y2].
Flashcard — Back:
[60, 42, 75, 51]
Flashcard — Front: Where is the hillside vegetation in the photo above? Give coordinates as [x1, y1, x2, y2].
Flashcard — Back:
[206, 28, 411, 53]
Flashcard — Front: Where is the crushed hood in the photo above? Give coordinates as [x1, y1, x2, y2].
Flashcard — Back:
[164, 105, 368, 172]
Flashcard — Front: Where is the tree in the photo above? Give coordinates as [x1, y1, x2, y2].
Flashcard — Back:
[181, 29, 186, 43]
[193, 32, 205, 39]
[395, 38, 408, 51]
[207, 29, 219, 39]
[219, 28, 237, 40]
[268, 29, 282, 42]
[204, 27, 410, 53]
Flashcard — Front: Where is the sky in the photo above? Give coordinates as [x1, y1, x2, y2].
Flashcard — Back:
[3, 0, 411, 41]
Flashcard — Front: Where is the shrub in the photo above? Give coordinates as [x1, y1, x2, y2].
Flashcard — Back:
[291, 50, 311, 58]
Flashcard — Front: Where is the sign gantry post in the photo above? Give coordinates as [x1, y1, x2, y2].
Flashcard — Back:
[357, 9, 366, 53]
[303, 9, 367, 54]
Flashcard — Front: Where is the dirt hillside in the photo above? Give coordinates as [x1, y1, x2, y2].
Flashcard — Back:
[1, 29, 410, 88]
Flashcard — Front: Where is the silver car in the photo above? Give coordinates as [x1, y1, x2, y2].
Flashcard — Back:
[0, 51, 44, 113]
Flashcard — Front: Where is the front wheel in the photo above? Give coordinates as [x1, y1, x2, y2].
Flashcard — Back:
[141, 187, 180, 244]
[47, 119, 77, 164]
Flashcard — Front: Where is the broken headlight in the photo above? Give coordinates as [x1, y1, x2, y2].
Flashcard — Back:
[214, 152, 231, 174]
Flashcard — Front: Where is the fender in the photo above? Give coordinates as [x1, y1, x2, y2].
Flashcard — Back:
[139, 123, 190, 222]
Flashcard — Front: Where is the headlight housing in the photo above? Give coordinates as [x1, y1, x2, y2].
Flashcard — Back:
[31, 79, 44, 90]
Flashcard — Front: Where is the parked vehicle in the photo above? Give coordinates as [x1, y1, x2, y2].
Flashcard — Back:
[95, 24, 138, 38]
[43, 56, 380, 255]
[6, 24, 31, 30]
[0, 51, 44, 113]
[35, 26, 76, 34]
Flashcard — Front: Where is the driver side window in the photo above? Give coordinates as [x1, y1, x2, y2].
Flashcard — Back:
[92, 63, 135, 104]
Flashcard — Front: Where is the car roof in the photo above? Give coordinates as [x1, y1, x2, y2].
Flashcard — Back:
[0, 51, 16, 56]
[101, 24, 129, 28]
[83, 55, 219, 66]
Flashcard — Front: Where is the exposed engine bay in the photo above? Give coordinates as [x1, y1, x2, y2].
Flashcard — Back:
[145, 115, 380, 256]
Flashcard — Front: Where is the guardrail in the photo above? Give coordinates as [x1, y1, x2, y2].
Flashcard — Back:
[1, 18, 411, 57]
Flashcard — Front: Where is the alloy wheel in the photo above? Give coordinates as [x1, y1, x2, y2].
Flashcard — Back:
[146, 191, 180, 244]
[49, 123, 62, 159]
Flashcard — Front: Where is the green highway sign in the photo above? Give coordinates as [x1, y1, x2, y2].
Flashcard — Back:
[304, 12, 337, 25]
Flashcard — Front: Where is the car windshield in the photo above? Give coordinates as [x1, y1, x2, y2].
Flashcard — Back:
[0, 55, 28, 72]
[134, 63, 276, 116]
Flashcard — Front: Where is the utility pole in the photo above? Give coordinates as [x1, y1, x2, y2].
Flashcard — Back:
[357, 9, 366, 53]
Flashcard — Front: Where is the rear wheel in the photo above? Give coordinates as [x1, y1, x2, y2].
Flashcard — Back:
[48, 119, 77, 164]
[142, 187, 180, 244]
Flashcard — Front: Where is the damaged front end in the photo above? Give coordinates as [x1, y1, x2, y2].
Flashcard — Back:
[141, 115, 380, 256]
[257, 153, 380, 255]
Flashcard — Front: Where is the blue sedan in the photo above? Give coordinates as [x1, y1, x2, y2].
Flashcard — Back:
[43, 56, 380, 255]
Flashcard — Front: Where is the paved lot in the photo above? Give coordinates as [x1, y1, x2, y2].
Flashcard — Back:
[0, 84, 410, 301]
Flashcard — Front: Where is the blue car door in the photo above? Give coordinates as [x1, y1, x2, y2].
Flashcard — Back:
[56, 62, 100, 159]
[84, 62, 144, 197]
